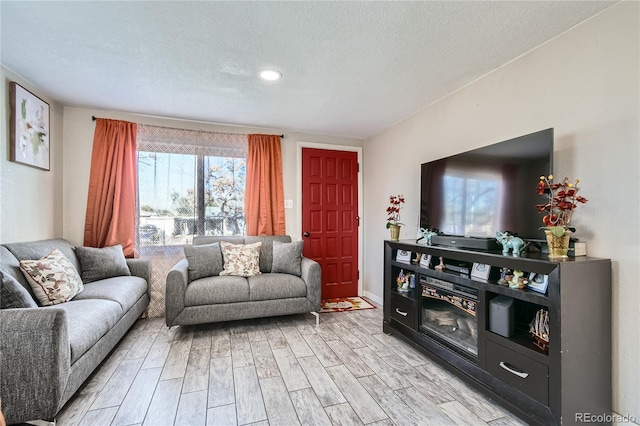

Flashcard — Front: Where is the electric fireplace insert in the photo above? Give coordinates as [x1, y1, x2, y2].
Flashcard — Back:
[420, 275, 478, 361]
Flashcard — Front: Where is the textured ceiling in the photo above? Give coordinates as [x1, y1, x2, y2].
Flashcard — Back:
[1, 1, 615, 139]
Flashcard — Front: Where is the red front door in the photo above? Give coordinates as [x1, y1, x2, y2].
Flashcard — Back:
[302, 148, 359, 299]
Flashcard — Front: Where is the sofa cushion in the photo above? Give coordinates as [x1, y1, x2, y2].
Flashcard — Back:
[4, 239, 81, 272]
[220, 242, 262, 277]
[184, 242, 223, 281]
[184, 276, 249, 306]
[19, 249, 84, 306]
[248, 273, 307, 301]
[271, 240, 303, 276]
[245, 235, 292, 273]
[75, 245, 131, 283]
[1, 270, 38, 309]
[47, 299, 122, 363]
[72, 276, 148, 312]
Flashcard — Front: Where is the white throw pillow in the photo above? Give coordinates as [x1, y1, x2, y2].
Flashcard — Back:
[19, 249, 84, 306]
[219, 241, 262, 277]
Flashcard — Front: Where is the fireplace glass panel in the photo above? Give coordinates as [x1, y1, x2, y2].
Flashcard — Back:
[420, 278, 478, 360]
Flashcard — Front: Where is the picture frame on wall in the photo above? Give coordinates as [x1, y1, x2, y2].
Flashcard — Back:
[527, 272, 549, 294]
[9, 82, 50, 171]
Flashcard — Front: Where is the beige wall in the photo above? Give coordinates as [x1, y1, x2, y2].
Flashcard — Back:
[62, 107, 363, 246]
[363, 2, 639, 418]
[0, 67, 64, 243]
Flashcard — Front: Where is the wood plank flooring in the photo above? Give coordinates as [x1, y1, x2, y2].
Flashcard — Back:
[57, 306, 527, 426]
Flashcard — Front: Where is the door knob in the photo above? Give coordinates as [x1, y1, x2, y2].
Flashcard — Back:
[303, 232, 310, 237]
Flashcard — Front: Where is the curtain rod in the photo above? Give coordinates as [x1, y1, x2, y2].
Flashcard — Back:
[91, 115, 284, 139]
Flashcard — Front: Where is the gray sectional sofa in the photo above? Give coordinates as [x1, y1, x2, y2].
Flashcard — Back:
[166, 235, 321, 327]
[0, 239, 150, 425]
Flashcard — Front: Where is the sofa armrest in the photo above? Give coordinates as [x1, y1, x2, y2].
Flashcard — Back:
[0, 308, 70, 424]
[301, 257, 322, 311]
[126, 258, 150, 284]
[165, 258, 189, 326]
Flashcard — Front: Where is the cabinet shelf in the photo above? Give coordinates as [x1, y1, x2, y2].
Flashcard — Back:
[484, 329, 549, 364]
[390, 287, 417, 300]
[480, 281, 550, 306]
[418, 266, 551, 306]
[390, 260, 419, 271]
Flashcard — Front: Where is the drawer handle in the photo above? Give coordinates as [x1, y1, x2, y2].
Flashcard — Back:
[395, 308, 408, 317]
[499, 361, 529, 379]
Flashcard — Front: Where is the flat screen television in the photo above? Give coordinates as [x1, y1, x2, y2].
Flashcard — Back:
[420, 128, 554, 247]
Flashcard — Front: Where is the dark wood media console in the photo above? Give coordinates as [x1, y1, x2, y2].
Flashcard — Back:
[383, 239, 612, 425]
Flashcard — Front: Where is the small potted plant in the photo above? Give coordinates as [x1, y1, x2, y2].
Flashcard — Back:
[536, 175, 588, 258]
[386, 194, 405, 241]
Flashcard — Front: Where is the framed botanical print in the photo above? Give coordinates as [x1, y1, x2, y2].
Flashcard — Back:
[9, 82, 50, 171]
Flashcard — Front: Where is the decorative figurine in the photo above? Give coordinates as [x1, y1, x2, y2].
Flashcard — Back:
[435, 256, 445, 272]
[418, 227, 438, 245]
[397, 269, 405, 288]
[498, 267, 511, 286]
[396, 270, 411, 291]
[508, 269, 529, 289]
[496, 231, 525, 257]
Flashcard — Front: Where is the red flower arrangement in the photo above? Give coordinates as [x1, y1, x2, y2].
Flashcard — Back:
[386, 194, 405, 228]
[536, 175, 588, 236]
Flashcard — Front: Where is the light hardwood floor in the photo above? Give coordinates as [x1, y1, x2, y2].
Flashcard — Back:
[56, 306, 527, 426]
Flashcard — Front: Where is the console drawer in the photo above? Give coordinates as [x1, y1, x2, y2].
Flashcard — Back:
[485, 339, 549, 405]
[390, 293, 416, 329]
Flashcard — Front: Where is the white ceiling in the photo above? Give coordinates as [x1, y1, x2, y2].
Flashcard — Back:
[1, 1, 615, 139]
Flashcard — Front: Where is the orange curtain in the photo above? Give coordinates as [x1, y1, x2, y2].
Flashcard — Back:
[83, 119, 137, 257]
[245, 134, 285, 235]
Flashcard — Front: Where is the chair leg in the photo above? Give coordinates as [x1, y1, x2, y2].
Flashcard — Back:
[311, 311, 320, 326]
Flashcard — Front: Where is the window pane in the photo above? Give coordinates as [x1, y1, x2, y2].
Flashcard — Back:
[204, 156, 246, 236]
[138, 151, 196, 246]
[137, 152, 247, 246]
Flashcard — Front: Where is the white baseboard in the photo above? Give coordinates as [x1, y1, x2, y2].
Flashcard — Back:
[362, 291, 383, 307]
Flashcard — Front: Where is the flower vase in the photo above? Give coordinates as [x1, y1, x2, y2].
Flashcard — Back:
[544, 229, 571, 259]
[389, 224, 401, 241]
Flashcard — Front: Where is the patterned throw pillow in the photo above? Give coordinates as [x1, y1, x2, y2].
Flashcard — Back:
[19, 249, 84, 306]
[219, 241, 262, 277]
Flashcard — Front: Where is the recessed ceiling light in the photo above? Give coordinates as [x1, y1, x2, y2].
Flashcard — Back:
[260, 70, 282, 81]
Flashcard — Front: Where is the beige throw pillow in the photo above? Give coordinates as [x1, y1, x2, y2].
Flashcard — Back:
[19, 249, 84, 306]
[219, 241, 262, 277]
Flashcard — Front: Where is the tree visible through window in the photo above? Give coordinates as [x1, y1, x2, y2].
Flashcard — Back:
[136, 126, 247, 247]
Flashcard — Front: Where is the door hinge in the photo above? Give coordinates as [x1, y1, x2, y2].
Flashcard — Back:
[357, 270, 360, 280]
[357, 163, 360, 173]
